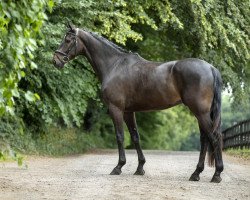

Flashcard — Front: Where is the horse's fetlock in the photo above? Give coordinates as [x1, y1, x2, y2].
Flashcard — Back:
[139, 158, 146, 165]
[217, 164, 224, 173]
[196, 164, 204, 173]
[119, 159, 126, 166]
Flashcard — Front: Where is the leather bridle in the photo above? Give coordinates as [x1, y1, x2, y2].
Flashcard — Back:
[55, 28, 79, 63]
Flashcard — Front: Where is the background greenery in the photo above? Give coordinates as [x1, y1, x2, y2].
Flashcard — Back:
[0, 0, 249, 157]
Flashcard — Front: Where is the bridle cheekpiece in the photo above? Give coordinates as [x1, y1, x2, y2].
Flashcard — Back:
[55, 28, 79, 63]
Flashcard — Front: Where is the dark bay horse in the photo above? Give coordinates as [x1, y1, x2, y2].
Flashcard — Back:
[53, 24, 223, 183]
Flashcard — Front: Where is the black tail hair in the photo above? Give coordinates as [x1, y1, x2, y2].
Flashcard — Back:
[208, 67, 222, 167]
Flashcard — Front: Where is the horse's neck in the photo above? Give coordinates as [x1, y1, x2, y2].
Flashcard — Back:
[80, 31, 125, 81]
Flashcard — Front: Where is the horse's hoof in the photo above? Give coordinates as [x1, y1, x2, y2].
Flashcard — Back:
[189, 173, 200, 181]
[211, 175, 222, 183]
[110, 167, 122, 175]
[134, 169, 145, 175]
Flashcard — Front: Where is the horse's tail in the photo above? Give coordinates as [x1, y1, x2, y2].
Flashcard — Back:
[207, 67, 222, 167]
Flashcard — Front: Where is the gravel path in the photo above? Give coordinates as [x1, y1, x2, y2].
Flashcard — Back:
[0, 150, 249, 200]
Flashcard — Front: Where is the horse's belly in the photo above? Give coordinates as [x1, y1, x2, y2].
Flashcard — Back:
[125, 102, 181, 112]
[125, 92, 182, 112]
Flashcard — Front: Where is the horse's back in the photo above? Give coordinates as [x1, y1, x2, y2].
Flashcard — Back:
[174, 58, 213, 78]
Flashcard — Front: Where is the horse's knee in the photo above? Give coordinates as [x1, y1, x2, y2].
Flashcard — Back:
[116, 133, 124, 143]
[131, 133, 139, 143]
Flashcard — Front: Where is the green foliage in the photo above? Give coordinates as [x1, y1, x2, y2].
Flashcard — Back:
[179, 131, 200, 151]
[0, 0, 52, 116]
[34, 127, 106, 156]
[52, 0, 182, 44]
[136, 105, 198, 150]
[0, 133, 25, 167]
[221, 94, 250, 130]
[0, 149, 24, 167]
[0, 115, 36, 152]
[18, 58, 99, 129]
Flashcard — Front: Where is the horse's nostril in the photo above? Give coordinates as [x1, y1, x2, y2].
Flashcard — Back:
[53, 59, 56, 65]
[63, 56, 69, 62]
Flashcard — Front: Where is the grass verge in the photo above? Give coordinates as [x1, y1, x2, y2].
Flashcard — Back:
[225, 147, 250, 159]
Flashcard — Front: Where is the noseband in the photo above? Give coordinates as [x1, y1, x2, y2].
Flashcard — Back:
[55, 28, 79, 63]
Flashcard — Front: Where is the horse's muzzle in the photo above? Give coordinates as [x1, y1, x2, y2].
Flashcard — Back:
[53, 54, 64, 68]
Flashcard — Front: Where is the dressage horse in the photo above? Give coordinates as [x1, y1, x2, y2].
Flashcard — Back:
[53, 24, 223, 183]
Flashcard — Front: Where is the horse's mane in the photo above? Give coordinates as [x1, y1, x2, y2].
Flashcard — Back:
[84, 29, 133, 54]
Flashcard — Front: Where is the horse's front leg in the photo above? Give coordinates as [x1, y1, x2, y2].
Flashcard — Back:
[124, 112, 146, 175]
[109, 104, 126, 175]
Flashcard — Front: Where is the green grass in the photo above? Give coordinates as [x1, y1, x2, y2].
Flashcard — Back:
[225, 147, 250, 159]
[1, 126, 114, 167]
[33, 127, 108, 156]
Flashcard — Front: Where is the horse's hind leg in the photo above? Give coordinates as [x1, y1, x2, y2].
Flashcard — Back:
[209, 129, 223, 183]
[189, 128, 208, 181]
[124, 112, 146, 175]
[194, 113, 223, 183]
[109, 104, 126, 175]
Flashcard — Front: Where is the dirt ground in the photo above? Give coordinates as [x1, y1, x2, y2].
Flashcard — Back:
[0, 150, 249, 200]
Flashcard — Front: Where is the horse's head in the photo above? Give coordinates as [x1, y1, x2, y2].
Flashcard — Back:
[53, 23, 81, 68]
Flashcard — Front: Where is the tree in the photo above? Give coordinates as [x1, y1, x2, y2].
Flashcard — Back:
[221, 94, 250, 130]
[0, 0, 53, 116]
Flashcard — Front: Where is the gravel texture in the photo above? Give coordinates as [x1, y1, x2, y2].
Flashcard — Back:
[0, 150, 249, 200]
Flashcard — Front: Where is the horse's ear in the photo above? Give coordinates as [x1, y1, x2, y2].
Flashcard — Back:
[67, 22, 75, 31]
